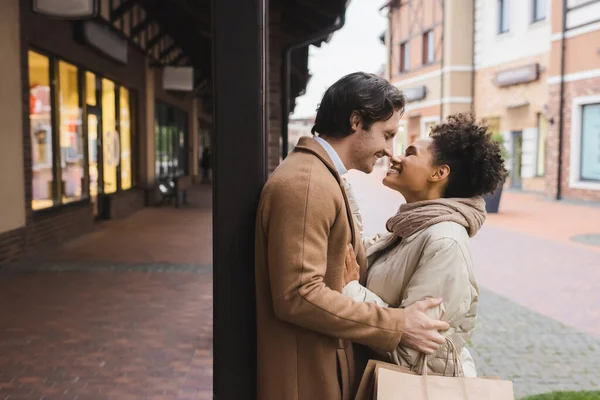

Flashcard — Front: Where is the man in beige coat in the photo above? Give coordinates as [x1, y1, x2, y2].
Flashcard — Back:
[255, 72, 450, 400]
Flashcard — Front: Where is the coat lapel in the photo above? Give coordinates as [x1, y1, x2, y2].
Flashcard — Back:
[294, 137, 359, 254]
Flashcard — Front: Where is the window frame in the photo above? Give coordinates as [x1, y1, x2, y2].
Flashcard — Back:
[399, 41, 409, 73]
[422, 30, 435, 65]
[498, 0, 510, 34]
[531, 0, 547, 23]
[569, 95, 600, 190]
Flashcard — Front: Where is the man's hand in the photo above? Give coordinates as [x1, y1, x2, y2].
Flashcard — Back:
[401, 297, 450, 355]
[343, 244, 360, 285]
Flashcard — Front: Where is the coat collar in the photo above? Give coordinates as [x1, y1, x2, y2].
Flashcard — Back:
[294, 136, 342, 183]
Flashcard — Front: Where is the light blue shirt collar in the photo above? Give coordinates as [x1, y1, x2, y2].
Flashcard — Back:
[314, 136, 348, 176]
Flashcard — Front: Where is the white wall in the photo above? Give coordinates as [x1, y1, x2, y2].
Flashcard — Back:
[474, 0, 551, 69]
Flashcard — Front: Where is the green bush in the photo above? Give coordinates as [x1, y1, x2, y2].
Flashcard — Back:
[491, 132, 509, 161]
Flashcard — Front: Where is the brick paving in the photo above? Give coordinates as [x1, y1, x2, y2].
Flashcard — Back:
[3, 169, 600, 399]
[0, 185, 213, 400]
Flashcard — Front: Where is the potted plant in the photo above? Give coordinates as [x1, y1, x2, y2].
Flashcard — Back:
[483, 132, 509, 214]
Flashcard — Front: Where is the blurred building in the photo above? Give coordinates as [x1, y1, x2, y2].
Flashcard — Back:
[384, 0, 600, 203]
[287, 116, 314, 153]
[0, 0, 347, 263]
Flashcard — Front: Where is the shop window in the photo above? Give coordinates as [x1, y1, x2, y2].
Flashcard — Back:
[536, 113, 548, 176]
[29, 51, 55, 210]
[580, 103, 600, 181]
[155, 101, 188, 180]
[120, 87, 132, 190]
[102, 79, 118, 194]
[58, 61, 84, 203]
[28, 51, 136, 212]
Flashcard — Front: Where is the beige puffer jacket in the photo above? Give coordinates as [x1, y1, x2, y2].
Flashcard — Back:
[342, 180, 480, 377]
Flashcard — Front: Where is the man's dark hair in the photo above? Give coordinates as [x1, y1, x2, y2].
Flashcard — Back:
[311, 72, 406, 138]
[430, 113, 507, 198]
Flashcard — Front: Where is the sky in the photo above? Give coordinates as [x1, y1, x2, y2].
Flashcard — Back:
[291, 0, 388, 118]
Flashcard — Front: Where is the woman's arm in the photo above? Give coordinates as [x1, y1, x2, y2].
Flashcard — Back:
[392, 238, 477, 376]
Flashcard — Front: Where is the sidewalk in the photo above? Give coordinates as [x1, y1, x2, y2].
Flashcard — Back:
[0, 185, 213, 400]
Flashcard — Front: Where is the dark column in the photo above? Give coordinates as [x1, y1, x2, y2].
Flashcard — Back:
[212, 0, 268, 398]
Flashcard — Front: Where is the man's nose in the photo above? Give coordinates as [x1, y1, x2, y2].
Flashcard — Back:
[383, 147, 393, 157]
[390, 155, 403, 165]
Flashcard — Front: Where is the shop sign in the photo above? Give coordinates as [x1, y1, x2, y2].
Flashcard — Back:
[82, 20, 128, 64]
[495, 64, 539, 87]
[33, 0, 97, 19]
[163, 67, 194, 92]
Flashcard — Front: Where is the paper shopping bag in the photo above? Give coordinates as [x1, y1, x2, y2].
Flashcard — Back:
[355, 338, 514, 400]
[375, 366, 514, 399]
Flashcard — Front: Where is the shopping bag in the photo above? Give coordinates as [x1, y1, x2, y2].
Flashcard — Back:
[355, 338, 514, 400]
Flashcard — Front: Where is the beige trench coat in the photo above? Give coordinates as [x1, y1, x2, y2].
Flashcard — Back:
[255, 137, 407, 400]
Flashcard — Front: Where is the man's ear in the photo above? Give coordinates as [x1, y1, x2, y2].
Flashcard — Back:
[430, 164, 450, 183]
[349, 111, 362, 132]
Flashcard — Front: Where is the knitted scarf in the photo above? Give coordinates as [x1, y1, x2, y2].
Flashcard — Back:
[385, 197, 487, 240]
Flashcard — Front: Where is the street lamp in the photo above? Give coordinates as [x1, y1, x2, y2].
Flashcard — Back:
[32, 0, 97, 19]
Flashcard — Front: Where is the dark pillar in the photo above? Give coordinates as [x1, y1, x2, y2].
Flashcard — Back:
[212, 0, 268, 398]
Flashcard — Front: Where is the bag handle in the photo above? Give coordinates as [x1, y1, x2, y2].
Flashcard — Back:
[413, 337, 465, 377]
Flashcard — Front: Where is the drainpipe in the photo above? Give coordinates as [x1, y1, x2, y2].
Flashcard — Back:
[387, 7, 393, 81]
[471, 0, 476, 114]
[281, 13, 347, 160]
[439, 0, 445, 121]
[556, 0, 567, 200]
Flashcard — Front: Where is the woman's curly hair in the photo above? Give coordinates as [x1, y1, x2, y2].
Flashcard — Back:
[429, 113, 507, 198]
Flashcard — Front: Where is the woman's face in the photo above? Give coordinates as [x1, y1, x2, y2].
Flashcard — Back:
[383, 137, 444, 202]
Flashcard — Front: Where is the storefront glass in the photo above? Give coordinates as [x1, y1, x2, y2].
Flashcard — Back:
[28, 50, 136, 213]
[58, 61, 84, 203]
[102, 78, 118, 194]
[120, 87, 132, 190]
[155, 101, 188, 179]
[28, 51, 54, 210]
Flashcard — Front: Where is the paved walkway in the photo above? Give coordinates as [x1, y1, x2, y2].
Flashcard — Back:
[3, 169, 600, 399]
[346, 167, 600, 398]
[0, 186, 213, 400]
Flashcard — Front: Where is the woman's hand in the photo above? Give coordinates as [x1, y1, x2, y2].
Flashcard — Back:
[344, 244, 360, 285]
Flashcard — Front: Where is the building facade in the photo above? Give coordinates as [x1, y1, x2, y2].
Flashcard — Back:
[546, 0, 600, 202]
[385, 0, 600, 203]
[474, 0, 551, 192]
[386, 0, 474, 156]
[0, 0, 338, 266]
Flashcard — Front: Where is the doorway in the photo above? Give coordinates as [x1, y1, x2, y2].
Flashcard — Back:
[511, 131, 523, 189]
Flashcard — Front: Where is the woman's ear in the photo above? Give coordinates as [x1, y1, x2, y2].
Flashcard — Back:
[430, 164, 450, 183]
